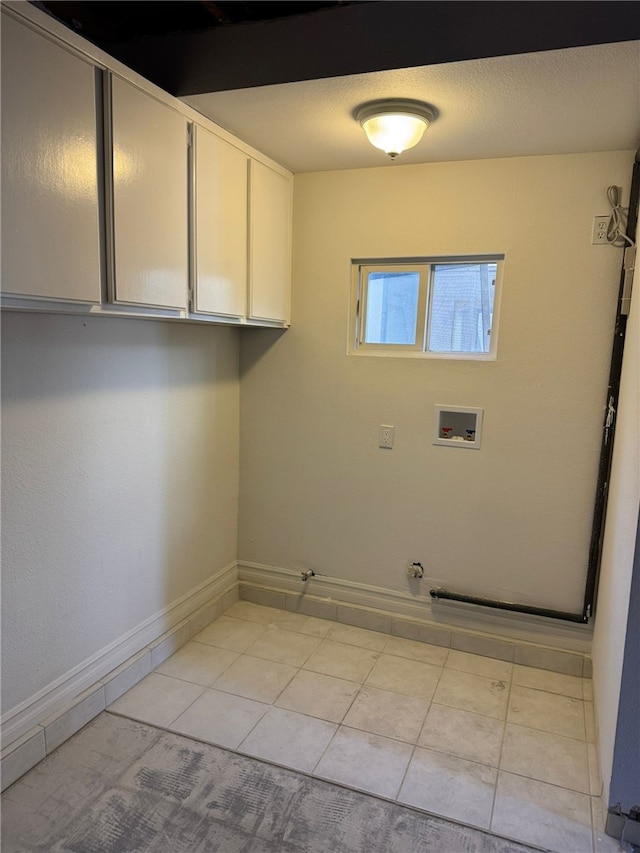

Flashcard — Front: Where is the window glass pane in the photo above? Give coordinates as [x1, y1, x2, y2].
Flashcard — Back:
[364, 270, 420, 345]
[428, 263, 497, 352]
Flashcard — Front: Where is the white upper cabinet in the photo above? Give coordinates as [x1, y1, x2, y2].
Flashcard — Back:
[107, 75, 188, 310]
[192, 126, 248, 318]
[249, 160, 292, 324]
[1, 14, 102, 303]
[1, 4, 293, 326]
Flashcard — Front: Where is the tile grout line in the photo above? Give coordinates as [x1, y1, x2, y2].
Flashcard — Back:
[488, 659, 513, 832]
[154, 651, 240, 692]
[505, 718, 589, 745]
[162, 643, 265, 733]
[238, 631, 336, 756]
[244, 622, 440, 784]
[308, 718, 341, 776]
[92, 711, 552, 853]
[223, 606, 591, 847]
[391, 651, 448, 807]
[233, 700, 273, 755]
[332, 664, 372, 724]
[305, 638, 384, 776]
[490, 766, 593, 798]
[234, 596, 590, 674]
[367, 639, 441, 796]
[152, 612, 587, 740]
[590, 794, 600, 853]
[393, 739, 419, 803]
[128, 603, 591, 850]
[181, 617, 511, 765]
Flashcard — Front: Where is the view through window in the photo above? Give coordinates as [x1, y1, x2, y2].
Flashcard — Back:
[351, 257, 502, 358]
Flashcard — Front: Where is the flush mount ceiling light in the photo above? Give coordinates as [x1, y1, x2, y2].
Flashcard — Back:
[354, 99, 438, 160]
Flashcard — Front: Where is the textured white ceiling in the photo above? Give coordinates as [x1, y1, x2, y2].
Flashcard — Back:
[184, 41, 640, 173]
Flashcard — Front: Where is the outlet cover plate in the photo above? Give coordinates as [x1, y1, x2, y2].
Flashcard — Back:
[379, 424, 395, 449]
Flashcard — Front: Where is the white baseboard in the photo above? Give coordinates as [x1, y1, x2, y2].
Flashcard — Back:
[237, 560, 593, 662]
[1, 562, 238, 751]
[2, 558, 594, 792]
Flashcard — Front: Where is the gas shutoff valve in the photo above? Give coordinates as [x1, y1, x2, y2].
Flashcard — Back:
[408, 562, 424, 579]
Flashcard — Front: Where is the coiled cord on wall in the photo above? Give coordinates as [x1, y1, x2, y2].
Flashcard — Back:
[606, 185, 635, 247]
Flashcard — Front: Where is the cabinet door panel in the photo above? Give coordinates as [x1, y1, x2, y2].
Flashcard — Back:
[249, 161, 292, 323]
[109, 76, 188, 310]
[193, 126, 247, 317]
[1, 15, 101, 303]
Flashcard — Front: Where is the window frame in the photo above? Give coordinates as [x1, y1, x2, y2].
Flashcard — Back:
[357, 263, 429, 352]
[349, 255, 504, 360]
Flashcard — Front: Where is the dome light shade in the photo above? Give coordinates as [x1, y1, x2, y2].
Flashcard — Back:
[354, 99, 437, 160]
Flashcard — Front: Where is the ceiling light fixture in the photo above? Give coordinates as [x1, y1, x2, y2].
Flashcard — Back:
[354, 99, 437, 160]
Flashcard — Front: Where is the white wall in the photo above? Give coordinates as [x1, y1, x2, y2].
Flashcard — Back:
[592, 253, 640, 804]
[239, 151, 633, 617]
[1, 312, 239, 716]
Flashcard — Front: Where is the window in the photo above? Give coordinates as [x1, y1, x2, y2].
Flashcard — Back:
[350, 256, 503, 359]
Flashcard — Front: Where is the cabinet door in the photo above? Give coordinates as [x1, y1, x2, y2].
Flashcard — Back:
[1, 14, 101, 303]
[249, 160, 292, 324]
[108, 75, 188, 310]
[192, 126, 247, 317]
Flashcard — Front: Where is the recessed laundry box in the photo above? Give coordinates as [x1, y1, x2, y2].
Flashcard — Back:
[433, 405, 483, 449]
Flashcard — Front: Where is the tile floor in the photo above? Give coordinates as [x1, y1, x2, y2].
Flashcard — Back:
[1, 714, 540, 853]
[106, 601, 615, 853]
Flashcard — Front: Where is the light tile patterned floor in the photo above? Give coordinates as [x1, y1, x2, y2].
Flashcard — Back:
[107, 600, 605, 853]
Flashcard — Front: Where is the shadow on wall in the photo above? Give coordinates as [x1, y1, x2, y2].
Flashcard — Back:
[239, 327, 288, 377]
[1, 307, 241, 715]
[0, 311, 240, 401]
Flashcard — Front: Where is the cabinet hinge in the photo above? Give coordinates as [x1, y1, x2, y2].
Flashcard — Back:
[187, 125, 193, 148]
[621, 244, 636, 316]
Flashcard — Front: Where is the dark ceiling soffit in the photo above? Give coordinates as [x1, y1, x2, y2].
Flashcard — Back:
[106, 1, 640, 97]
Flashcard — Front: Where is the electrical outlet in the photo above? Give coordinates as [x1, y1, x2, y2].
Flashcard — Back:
[379, 424, 395, 449]
[592, 216, 609, 244]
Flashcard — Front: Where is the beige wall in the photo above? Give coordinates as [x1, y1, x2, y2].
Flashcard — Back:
[239, 151, 634, 618]
[592, 255, 640, 804]
[1, 312, 239, 715]
[2, 150, 633, 726]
